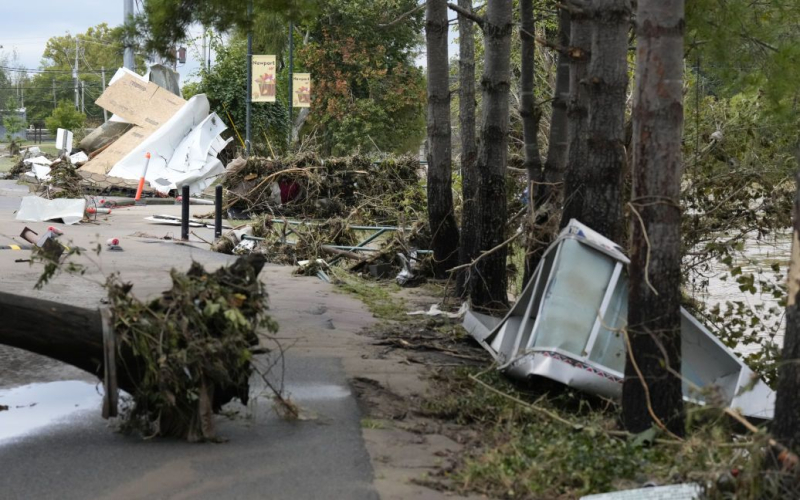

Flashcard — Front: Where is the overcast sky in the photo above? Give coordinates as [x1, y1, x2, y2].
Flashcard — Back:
[1, 1, 203, 83]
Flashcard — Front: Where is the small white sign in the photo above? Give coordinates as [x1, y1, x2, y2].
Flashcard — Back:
[56, 128, 74, 153]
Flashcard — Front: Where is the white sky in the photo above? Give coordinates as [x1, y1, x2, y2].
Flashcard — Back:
[0, 0, 203, 83]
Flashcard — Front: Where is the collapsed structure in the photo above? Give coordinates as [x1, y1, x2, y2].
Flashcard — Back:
[464, 220, 776, 420]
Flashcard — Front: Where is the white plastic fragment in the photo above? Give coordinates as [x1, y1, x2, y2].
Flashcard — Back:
[16, 197, 86, 225]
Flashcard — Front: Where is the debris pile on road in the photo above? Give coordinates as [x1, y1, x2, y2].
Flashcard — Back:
[107, 254, 279, 441]
[222, 153, 424, 223]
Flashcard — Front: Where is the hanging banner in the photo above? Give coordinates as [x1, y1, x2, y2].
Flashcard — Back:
[293, 73, 311, 108]
[252, 55, 276, 102]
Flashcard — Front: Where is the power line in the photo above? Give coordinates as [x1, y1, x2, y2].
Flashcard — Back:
[0, 65, 106, 75]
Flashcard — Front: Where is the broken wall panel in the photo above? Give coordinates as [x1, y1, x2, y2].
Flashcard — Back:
[465, 220, 776, 420]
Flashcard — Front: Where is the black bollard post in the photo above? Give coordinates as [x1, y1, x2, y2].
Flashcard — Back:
[214, 185, 223, 239]
[181, 185, 190, 241]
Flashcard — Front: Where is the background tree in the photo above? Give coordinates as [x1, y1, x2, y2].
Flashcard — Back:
[456, 0, 479, 297]
[622, 0, 686, 436]
[578, 0, 631, 242]
[426, 0, 460, 277]
[471, 0, 514, 312]
[45, 100, 87, 133]
[559, 3, 592, 229]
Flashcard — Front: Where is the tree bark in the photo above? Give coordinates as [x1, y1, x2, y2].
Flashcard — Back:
[456, 0, 479, 297]
[426, 0, 460, 278]
[772, 168, 800, 453]
[520, 0, 543, 285]
[559, 6, 592, 229]
[524, 7, 571, 285]
[622, 0, 686, 436]
[581, 0, 631, 243]
[470, 0, 513, 312]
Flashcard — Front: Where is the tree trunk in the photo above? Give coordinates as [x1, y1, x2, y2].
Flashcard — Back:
[470, 0, 513, 312]
[520, 0, 544, 284]
[426, 0, 460, 278]
[622, 0, 686, 436]
[524, 7, 571, 285]
[772, 168, 800, 453]
[559, 6, 592, 229]
[456, 0, 479, 297]
[580, 0, 631, 243]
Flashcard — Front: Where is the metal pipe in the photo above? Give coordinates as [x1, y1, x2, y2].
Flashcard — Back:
[215, 185, 223, 239]
[123, 0, 135, 71]
[245, 0, 253, 157]
[288, 21, 294, 146]
[181, 185, 190, 241]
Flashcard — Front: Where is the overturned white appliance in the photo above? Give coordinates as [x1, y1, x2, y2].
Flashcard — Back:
[464, 220, 775, 420]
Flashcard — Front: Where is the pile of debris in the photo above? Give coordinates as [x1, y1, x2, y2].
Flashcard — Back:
[222, 153, 424, 224]
[108, 254, 279, 441]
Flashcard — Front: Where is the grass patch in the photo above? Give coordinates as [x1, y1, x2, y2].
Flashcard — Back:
[332, 268, 408, 320]
[422, 367, 787, 499]
[361, 418, 386, 429]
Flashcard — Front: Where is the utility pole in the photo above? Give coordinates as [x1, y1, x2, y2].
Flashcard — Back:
[101, 67, 108, 122]
[52, 79, 57, 109]
[74, 38, 80, 110]
[202, 27, 207, 71]
[81, 81, 85, 114]
[288, 21, 294, 146]
[123, 0, 135, 71]
[245, 0, 253, 156]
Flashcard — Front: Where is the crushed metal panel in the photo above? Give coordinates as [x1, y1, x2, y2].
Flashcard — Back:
[465, 219, 776, 420]
[16, 197, 85, 225]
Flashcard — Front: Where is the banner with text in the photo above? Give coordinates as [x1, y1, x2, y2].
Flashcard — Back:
[293, 73, 311, 108]
[252, 55, 276, 102]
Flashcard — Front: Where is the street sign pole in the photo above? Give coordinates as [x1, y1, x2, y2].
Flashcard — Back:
[245, 0, 253, 157]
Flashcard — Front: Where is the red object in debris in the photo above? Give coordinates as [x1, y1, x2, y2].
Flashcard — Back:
[86, 207, 112, 214]
[279, 180, 300, 204]
[47, 226, 64, 236]
[107, 238, 120, 246]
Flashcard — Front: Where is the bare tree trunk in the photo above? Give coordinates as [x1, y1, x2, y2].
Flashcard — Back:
[524, 7, 571, 284]
[559, 6, 592, 228]
[470, 0, 513, 312]
[456, 0, 479, 297]
[581, 0, 631, 242]
[773, 167, 800, 453]
[622, 0, 686, 436]
[520, 0, 543, 285]
[426, 0, 460, 278]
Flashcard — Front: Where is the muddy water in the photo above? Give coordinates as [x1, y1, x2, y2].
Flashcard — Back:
[0, 381, 101, 444]
[694, 234, 791, 353]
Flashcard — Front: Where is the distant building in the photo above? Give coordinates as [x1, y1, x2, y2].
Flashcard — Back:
[0, 108, 27, 140]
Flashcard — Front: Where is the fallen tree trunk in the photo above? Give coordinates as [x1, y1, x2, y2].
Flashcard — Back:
[0, 291, 106, 379]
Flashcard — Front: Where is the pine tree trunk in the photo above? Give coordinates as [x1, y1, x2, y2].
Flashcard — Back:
[426, 0, 460, 278]
[470, 0, 513, 312]
[524, 7, 571, 284]
[456, 0, 479, 297]
[520, 0, 544, 284]
[622, 0, 686, 436]
[772, 168, 800, 453]
[559, 7, 592, 228]
[581, 0, 630, 242]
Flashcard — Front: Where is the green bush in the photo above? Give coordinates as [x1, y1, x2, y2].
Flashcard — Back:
[45, 101, 86, 134]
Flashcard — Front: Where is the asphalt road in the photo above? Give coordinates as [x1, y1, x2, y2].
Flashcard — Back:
[0, 180, 379, 499]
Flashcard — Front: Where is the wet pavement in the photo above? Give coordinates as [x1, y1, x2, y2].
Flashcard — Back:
[0, 180, 379, 499]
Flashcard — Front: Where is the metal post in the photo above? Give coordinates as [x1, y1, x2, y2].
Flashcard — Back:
[74, 39, 80, 110]
[81, 81, 85, 114]
[288, 21, 294, 146]
[123, 0, 135, 71]
[52, 79, 56, 109]
[202, 28, 207, 71]
[181, 185, 190, 241]
[245, 0, 253, 157]
[214, 185, 223, 239]
[101, 67, 108, 122]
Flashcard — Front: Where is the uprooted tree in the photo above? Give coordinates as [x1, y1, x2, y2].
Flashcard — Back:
[0, 254, 286, 442]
